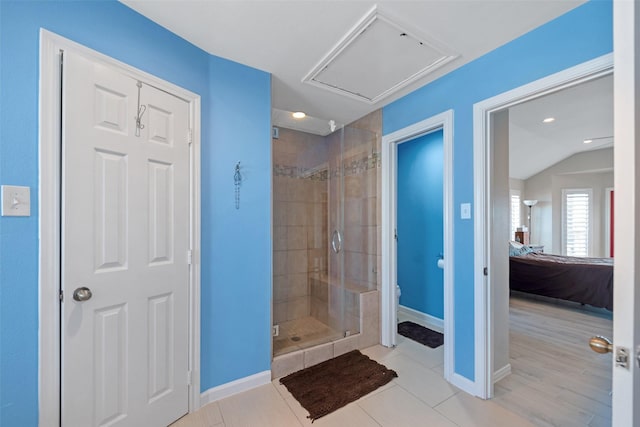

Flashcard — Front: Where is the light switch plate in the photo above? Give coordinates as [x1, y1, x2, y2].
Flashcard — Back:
[1, 185, 30, 217]
[460, 202, 471, 219]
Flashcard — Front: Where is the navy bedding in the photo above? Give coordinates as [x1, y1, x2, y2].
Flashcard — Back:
[509, 252, 613, 310]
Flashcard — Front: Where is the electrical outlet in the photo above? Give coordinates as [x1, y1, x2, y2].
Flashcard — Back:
[273, 325, 279, 337]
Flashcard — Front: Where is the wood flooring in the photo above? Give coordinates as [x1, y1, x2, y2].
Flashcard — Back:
[494, 293, 613, 426]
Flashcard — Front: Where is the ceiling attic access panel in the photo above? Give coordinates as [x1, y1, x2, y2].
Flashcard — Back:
[303, 6, 458, 104]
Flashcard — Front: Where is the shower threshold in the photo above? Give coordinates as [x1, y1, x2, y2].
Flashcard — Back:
[273, 316, 344, 357]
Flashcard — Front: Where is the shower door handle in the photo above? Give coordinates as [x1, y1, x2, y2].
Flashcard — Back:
[331, 230, 343, 254]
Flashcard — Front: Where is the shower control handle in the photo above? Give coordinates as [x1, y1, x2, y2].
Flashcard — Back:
[331, 230, 343, 254]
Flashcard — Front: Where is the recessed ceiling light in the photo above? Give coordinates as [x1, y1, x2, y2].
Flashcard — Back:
[583, 139, 593, 144]
[292, 111, 306, 119]
[542, 117, 555, 123]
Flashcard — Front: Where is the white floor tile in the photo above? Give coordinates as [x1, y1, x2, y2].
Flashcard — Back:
[382, 352, 458, 406]
[434, 392, 536, 427]
[395, 335, 445, 369]
[358, 385, 457, 427]
[169, 402, 224, 427]
[217, 384, 302, 427]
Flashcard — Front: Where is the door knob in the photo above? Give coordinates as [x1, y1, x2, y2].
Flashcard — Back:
[589, 336, 613, 354]
[331, 230, 343, 254]
[73, 287, 92, 302]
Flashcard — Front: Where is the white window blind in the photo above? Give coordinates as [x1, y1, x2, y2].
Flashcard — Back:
[510, 192, 521, 239]
[564, 190, 591, 257]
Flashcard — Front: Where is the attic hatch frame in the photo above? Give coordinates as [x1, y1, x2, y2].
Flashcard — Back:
[302, 5, 458, 105]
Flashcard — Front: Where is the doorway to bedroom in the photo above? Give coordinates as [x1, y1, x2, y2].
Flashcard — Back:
[488, 70, 614, 424]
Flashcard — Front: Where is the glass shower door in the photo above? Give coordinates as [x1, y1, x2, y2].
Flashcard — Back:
[327, 124, 347, 339]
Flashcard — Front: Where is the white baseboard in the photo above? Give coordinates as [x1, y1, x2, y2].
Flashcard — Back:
[199, 370, 271, 407]
[493, 363, 512, 384]
[398, 305, 444, 332]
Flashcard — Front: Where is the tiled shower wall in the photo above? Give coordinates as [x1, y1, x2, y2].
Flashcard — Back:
[273, 128, 328, 324]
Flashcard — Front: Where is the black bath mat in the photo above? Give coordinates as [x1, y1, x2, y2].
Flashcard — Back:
[398, 321, 444, 348]
[280, 350, 397, 422]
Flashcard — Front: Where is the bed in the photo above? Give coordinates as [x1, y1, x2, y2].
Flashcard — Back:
[509, 252, 613, 311]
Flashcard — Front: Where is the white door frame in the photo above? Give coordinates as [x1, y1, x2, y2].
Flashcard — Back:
[472, 53, 613, 398]
[38, 30, 202, 425]
[381, 110, 455, 384]
[612, 2, 640, 424]
[604, 187, 614, 258]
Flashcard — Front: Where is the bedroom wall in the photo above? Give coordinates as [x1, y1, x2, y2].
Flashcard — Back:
[397, 130, 444, 320]
[0, 1, 272, 425]
[383, 0, 612, 381]
[524, 147, 613, 255]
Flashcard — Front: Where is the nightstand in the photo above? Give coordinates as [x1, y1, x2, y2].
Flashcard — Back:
[514, 231, 529, 245]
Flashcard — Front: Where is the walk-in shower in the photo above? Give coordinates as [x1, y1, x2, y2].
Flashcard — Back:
[272, 112, 379, 358]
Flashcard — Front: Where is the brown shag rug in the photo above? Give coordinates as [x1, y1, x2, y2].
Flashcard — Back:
[398, 321, 444, 348]
[279, 350, 398, 422]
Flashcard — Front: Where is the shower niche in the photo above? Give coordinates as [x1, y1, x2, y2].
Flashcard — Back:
[272, 112, 381, 377]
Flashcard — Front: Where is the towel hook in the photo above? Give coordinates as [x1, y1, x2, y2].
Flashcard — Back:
[135, 81, 146, 137]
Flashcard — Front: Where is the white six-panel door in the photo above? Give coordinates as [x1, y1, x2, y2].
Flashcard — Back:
[61, 50, 190, 427]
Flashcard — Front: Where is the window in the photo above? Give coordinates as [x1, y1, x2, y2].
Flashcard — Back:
[510, 190, 521, 240]
[563, 189, 592, 257]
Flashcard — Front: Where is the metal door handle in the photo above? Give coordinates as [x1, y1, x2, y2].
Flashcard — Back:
[331, 230, 343, 254]
[73, 287, 93, 302]
[589, 336, 613, 353]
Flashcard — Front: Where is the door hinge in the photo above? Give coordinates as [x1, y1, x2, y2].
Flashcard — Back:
[187, 249, 193, 265]
[59, 290, 64, 302]
[483, 267, 488, 276]
[187, 370, 192, 386]
[187, 129, 193, 145]
[394, 229, 398, 241]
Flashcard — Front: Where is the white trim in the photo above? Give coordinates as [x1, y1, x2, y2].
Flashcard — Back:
[301, 5, 457, 105]
[381, 110, 455, 386]
[38, 29, 203, 425]
[38, 32, 63, 427]
[199, 371, 272, 406]
[493, 363, 512, 384]
[509, 189, 522, 240]
[450, 372, 477, 394]
[398, 305, 444, 331]
[472, 53, 613, 399]
[561, 188, 593, 257]
[604, 187, 614, 258]
[188, 93, 203, 413]
[612, 3, 640, 424]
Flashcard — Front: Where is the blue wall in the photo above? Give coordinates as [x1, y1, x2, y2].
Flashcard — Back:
[383, 0, 612, 380]
[202, 55, 272, 386]
[397, 130, 444, 319]
[0, 1, 271, 425]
